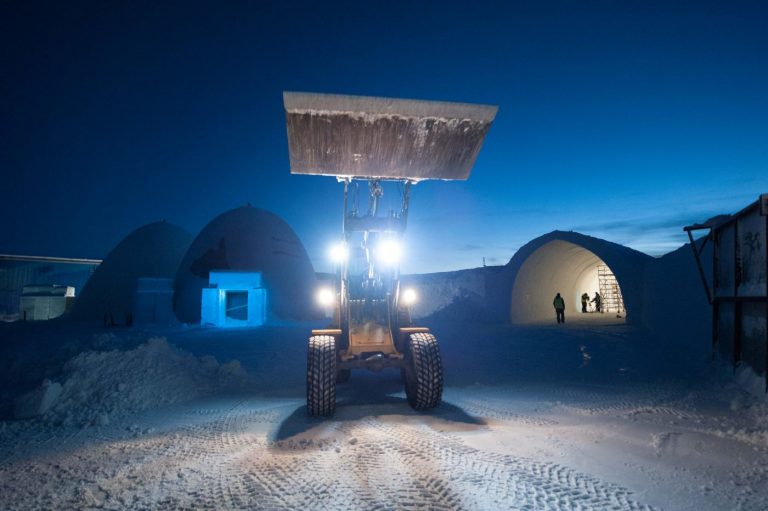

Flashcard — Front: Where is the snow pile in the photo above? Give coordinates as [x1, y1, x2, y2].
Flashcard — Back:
[13, 380, 62, 418]
[733, 364, 768, 400]
[14, 337, 247, 426]
[402, 267, 490, 319]
[643, 239, 712, 349]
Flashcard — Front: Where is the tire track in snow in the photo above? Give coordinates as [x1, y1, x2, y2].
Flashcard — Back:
[0, 398, 660, 510]
[352, 416, 657, 510]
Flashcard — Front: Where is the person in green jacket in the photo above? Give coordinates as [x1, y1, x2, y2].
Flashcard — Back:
[553, 292, 565, 323]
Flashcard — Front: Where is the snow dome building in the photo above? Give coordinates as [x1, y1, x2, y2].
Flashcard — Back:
[68, 221, 193, 324]
[173, 206, 316, 324]
[504, 231, 653, 324]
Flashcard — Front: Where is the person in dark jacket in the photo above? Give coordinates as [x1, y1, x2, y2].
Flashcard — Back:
[592, 292, 602, 313]
[581, 292, 589, 313]
[553, 293, 565, 323]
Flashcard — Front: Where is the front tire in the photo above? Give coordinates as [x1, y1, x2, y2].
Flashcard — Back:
[404, 332, 443, 410]
[307, 335, 337, 416]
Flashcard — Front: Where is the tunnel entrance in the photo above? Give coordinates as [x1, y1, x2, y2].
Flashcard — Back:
[510, 240, 626, 324]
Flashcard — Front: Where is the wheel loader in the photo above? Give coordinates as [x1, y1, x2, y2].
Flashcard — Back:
[283, 92, 497, 416]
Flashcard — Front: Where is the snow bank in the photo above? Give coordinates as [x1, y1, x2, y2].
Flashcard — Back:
[14, 337, 247, 426]
[401, 267, 491, 319]
[643, 239, 712, 350]
[13, 380, 62, 419]
[733, 364, 768, 403]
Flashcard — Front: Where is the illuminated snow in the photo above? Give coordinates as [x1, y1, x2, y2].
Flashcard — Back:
[0, 235, 765, 510]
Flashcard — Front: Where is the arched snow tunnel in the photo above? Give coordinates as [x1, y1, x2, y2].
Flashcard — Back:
[511, 240, 623, 323]
[507, 231, 652, 325]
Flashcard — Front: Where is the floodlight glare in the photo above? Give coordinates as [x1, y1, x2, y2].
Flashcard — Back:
[329, 243, 348, 263]
[401, 288, 417, 305]
[316, 287, 336, 307]
[377, 239, 402, 266]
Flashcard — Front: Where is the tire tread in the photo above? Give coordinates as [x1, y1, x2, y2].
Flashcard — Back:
[405, 332, 443, 410]
[307, 335, 337, 416]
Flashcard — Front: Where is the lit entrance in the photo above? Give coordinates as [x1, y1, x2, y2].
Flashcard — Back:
[510, 240, 626, 324]
[201, 271, 266, 327]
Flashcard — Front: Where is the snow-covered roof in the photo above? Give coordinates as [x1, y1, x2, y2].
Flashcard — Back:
[684, 214, 732, 231]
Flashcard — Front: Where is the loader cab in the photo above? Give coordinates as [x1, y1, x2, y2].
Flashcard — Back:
[332, 181, 409, 358]
[345, 239, 393, 329]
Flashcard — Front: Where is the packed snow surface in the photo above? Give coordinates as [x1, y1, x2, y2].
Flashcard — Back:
[1, 316, 766, 510]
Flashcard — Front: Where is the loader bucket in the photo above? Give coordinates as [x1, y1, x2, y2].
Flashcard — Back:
[284, 92, 498, 181]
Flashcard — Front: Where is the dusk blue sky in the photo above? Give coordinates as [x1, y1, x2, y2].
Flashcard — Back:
[2, 1, 766, 274]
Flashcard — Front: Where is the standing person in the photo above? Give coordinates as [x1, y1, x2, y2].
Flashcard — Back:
[581, 292, 589, 313]
[592, 292, 602, 313]
[553, 292, 565, 324]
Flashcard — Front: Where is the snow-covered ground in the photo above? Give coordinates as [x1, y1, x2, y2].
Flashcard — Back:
[0, 316, 767, 510]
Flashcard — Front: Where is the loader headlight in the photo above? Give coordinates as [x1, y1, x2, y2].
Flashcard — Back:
[329, 242, 348, 263]
[316, 287, 336, 307]
[376, 239, 402, 266]
[401, 288, 417, 305]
